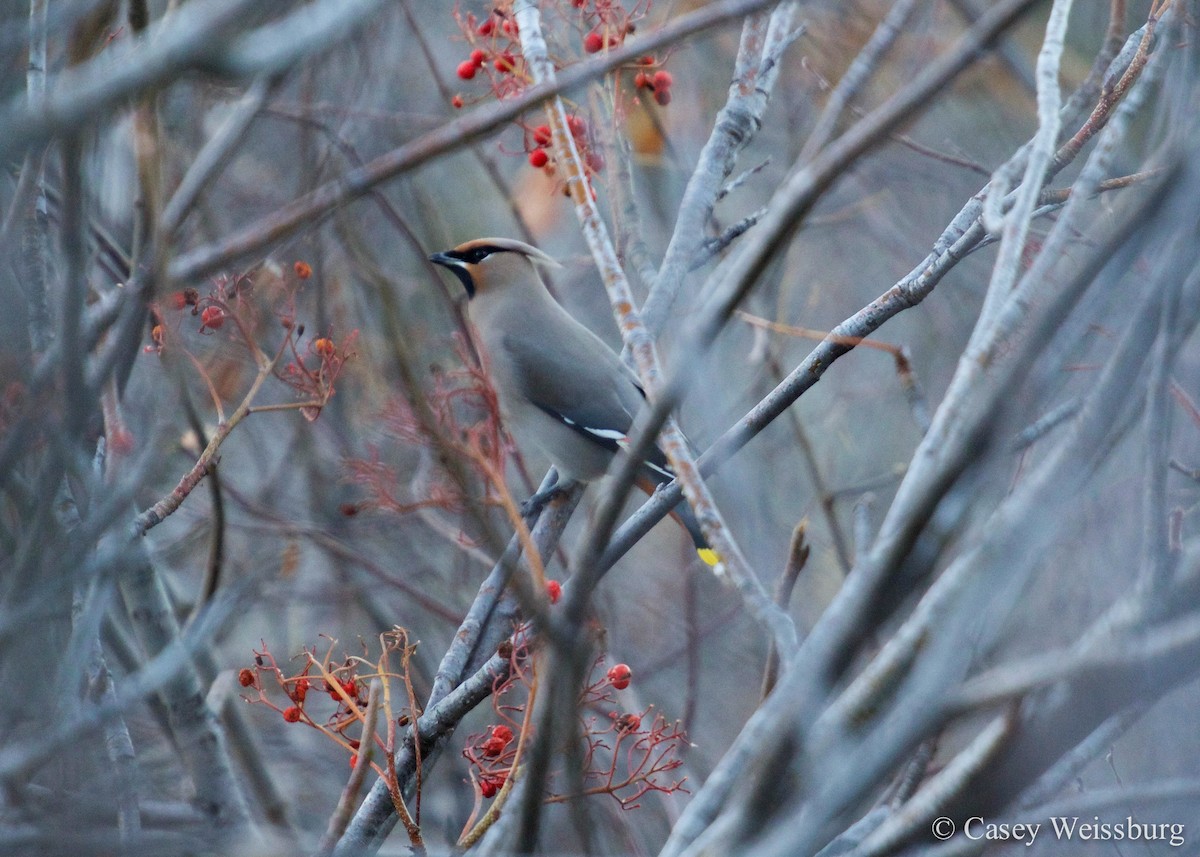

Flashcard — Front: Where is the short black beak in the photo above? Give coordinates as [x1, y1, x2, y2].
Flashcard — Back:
[428, 252, 475, 299]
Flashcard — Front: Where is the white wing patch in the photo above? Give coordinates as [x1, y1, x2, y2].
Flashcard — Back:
[549, 409, 676, 480]
[613, 432, 675, 481]
[558, 414, 626, 443]
[641, 458, 675, 480]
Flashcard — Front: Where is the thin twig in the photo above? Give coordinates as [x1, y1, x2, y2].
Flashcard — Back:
[761, 522, 809, 698]
[691, 207, 768, 269]
[131, 332, 295, 536]
[317, 679, 382, 857]
[798, 0, 922, 162]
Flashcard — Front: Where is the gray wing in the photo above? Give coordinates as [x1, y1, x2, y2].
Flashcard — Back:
[498, 326, 645, 453]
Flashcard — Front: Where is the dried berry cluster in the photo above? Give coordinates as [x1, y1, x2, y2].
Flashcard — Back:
[146, 260, 355, 422]
[241, 630, 424, 784]
[463, 723, 517, 798]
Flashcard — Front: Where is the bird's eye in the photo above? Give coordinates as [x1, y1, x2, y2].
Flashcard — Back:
[464, 248, 492, 264]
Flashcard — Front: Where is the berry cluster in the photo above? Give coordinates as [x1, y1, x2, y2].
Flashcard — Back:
[633, 63, 674, 106]
[449, 1, 672, 187]
[240, 644, 369, 737]
[528, 122, 552, 168]
[242, 630, 423, 782]
[521, 113, 606, 187]
[462, 650, 666, 809]
[450, 6, 526, 108]
[465, 723, 517, 797]
[577, 0, 642, 54]
[582, 21, 633, 54]
[148, 259, 354, 407]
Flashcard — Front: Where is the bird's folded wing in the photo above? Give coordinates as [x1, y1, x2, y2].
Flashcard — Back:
[500, 331, 676, 481]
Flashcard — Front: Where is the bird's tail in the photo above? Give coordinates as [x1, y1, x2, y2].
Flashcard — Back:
[635, 473, 721, 568]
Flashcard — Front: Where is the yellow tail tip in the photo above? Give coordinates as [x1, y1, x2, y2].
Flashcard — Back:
[696, 548, 720, 568]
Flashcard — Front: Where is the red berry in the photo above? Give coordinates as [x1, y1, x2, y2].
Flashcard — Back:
[583, 31, 603, 53]
[571, 0, 586, 6]
[480, 778, 499, 798]
[654, 88, 672, 107]
[501, 19, 517, 36]
[349, 754, 358, 769]
[494, 52, 515, 72]
[313, 337, 336, 358]
[586, 151, 605, 173]
[477, 19, 495, 36]
[237, 668, 255, 687]
[639, 55, 655, 65]
[470, 48, 486, 67]
[532, 124, 552, 146]
[653, 70, 673, 90]
[634, 71, 651, 89]
[567, 115, 586, 136]
[451, 95, 464, 109]
[545, 579, 562, 603]
[290, 678, 310, 703]
[457, 60, 477, 80]
[481, 736, 507, 757]
[607, 663, 632, 690]
[491, 725, 514, 743]
[294, 260, 312, 279]
[282, 706, 302, 723]
[200, 305, 225, 330]
[170, 291, 188, 310]
[615, 712, 641, 734]
[528, 148, 549, 168]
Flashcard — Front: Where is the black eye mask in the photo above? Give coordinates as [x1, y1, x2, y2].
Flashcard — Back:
[429, 245, 512, 299]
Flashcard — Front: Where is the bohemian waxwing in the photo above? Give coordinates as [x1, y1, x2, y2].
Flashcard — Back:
[430, 237, 717, 567]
